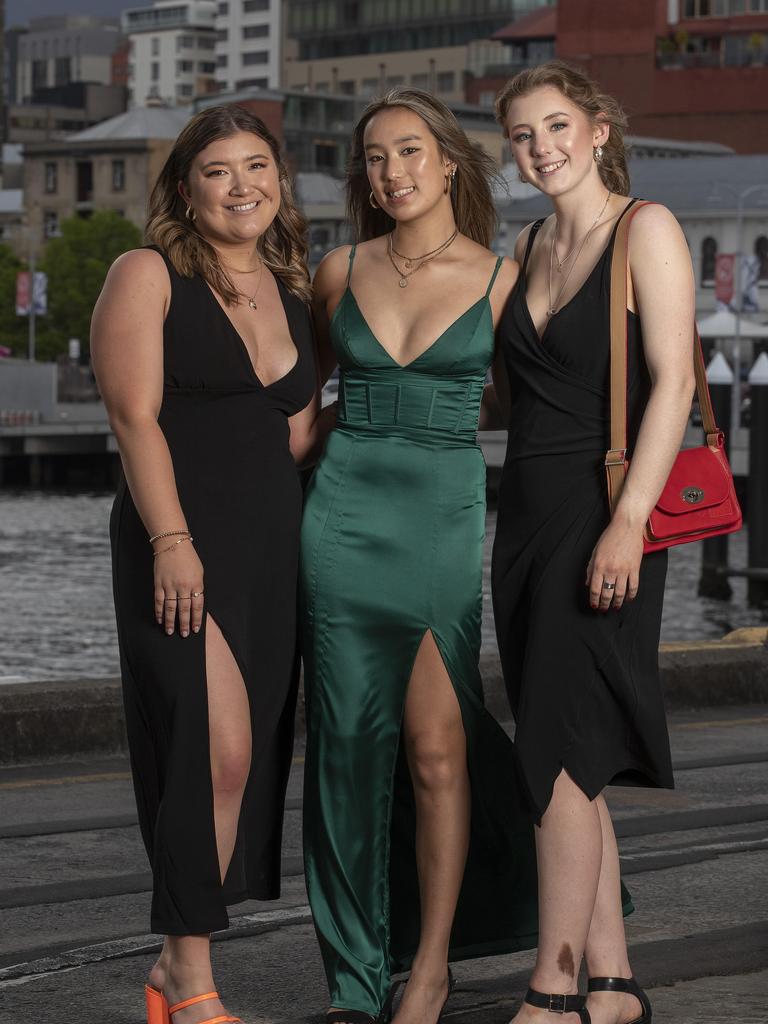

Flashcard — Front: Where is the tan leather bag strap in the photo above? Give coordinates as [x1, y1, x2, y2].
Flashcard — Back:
[607, 200, 721, 513]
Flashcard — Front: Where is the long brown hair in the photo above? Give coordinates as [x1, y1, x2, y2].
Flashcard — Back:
[145, 104, 311, 303]
[347, 88, 500, 248]
[495, 60, 630, 197]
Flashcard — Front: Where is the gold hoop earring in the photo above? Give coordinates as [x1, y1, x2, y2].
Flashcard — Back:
[594, 145, 604, 163]
[369, 191, 379, 209]
[518, 171, 526, 183]
[185, 204, 196, 221]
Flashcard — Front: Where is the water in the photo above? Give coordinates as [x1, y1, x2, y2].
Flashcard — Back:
[0, 491, 764, 681]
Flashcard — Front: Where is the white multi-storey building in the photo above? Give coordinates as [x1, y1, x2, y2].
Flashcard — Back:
[16, 16, 123, 103]
[214, 0, 281, 93]
[123, 0, 218, 107]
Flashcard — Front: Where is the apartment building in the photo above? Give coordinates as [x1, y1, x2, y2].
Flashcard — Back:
[123, 0, 219, 107]
[15, 16, 123, 103]
[214, 0, 282, 92]
[281, 0, 554, 103]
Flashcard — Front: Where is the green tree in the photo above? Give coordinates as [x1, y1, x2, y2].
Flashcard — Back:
[36, 211, 142, 360]
[0, 244, 29, 356]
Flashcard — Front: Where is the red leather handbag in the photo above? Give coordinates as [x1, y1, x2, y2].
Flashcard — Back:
[605, 200, 742, 552]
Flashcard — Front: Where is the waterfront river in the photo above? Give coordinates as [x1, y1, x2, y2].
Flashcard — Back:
[0, 489, 764, 680]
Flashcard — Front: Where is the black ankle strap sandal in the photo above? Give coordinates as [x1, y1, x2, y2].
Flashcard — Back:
[326, 1013, 380, 1024]
[524, 988, 589, 1021]
[587, 977, 652, 1024]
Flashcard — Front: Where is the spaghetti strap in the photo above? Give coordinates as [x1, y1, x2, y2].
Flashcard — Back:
[521, 220, 544, 274]
[345, 245, 357, 288]
[485, 256, 504, 297]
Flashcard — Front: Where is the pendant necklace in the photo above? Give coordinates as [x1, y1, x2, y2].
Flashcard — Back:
[387, 229, 458, 288]
[547, 191, 611, 317]
[228, 258, 264, 311]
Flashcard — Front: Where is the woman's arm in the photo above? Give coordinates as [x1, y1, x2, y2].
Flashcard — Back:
[587, 204, 696, 611]
[91, 250, 204, 637]
[287, 247, 350, 465]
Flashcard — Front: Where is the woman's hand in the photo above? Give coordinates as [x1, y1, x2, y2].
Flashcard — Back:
[585, 517, 645, 612]
[153, 541, 205, 637]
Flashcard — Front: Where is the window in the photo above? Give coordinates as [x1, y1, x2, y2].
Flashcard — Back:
[43, 210, 59, 238]
[76, 161, 93, 203]
[178, 83, 194, 96]
[243, 24, 269, 38]
[361, 77, 379, 95]
[235, 77, 269, 88]
[32, 59, 47, 91]
[436, 71, 454, 92]
[386, 75, 404, 87]
[411, 72, 429, 87]
[198, 61, 216, 73]
[176, 35, 194, 52]
[216, 28, 229, 41]
[151, 37, 160, 56]
[178, 60, 194, 73]
[314, 142, 339, 170]
[338, 79, 355, 94]
[112, 159, 125, 192]
[243, 0, 269, 9]
[44, 161, 57, 194]
[242, 50, 269, 65]
[315, 81, 329, 92]
[218, 1, 229, 12]
[54, 56, 71, 86]
[217, 54, 228, 66]
[198, 36, 216, 50]
[756, 236, 768, 281]
[701, 236, 718, 285]
[151, 62, 160, 81]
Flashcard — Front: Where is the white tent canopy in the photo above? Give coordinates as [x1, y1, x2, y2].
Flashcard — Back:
[697, 309, 768, 338]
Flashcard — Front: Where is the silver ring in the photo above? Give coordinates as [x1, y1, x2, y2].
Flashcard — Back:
[192, 590, 204, 598]
[602, 581, 616, 590]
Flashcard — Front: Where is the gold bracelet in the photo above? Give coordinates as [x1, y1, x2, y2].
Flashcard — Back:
[149, 529, 191, 545]
[153, 535, 194, 557]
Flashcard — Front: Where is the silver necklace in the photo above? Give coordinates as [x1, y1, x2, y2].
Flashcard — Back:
[547, 192, 611, 317]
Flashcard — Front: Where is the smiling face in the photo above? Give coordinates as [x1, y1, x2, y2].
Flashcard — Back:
[179, 129, 280, 245]
[504, 85, 608, 197]
[363, 106, 455, 221]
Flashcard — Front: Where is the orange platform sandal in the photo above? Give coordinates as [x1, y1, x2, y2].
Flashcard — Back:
[145, 985, 170, 1024]
[168, 991, 242, 1024]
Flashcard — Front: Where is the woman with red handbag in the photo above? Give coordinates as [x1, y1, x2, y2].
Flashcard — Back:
[483, 61, 724, 1024]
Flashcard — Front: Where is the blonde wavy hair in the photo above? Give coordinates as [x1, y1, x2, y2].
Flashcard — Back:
[347, 88, 501, 248]
[495, 60, 630, 197]
[145, 104, 311, 304]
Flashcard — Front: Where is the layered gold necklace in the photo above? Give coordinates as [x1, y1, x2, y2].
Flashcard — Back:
[387, 229, 458, 288]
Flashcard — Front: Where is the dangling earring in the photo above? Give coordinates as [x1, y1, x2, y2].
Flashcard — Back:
[369, 191, 379, 209]
[444, 169, 456, 195]
[185, 204, 196, 221]
[594, 145, 604, 163]
[518, 171, 526, 183]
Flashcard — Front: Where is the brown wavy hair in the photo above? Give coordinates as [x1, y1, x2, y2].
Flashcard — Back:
[495, 60, 630, 197]
[347, 88, 500, 248]
[145, 104, 310, 304]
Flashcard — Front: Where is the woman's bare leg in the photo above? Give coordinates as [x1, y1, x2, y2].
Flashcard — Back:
[149, 616, 252, 1024]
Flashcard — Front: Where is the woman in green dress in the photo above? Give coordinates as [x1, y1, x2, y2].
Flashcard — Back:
[300, 89, 538, 1024]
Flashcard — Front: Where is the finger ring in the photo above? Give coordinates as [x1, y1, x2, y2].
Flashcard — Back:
[177, 596, 192, 601]
[602, 581, 616, 590]
[164, 597, 178, 602]
[192, 590, 204, 598]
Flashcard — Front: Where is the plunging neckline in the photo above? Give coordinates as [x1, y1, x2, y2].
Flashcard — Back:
[334, 287, 490, 370]
[203, 275, 300, 389]
[522, 239, 610, 345]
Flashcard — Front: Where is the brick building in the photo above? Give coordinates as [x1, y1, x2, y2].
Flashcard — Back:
[469, 0, 768, 153]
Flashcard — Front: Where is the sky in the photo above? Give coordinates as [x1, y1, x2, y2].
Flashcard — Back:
[6, 0, 130, 27]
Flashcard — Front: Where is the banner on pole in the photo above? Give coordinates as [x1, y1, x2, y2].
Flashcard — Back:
[15, 271, 48, 315]
[715, 254, 735, 305]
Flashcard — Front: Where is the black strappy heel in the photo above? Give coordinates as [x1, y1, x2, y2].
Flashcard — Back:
[587, 977, 652, 1024]
[325, 976, 410, 1024]
[523, 988, 588, 1022]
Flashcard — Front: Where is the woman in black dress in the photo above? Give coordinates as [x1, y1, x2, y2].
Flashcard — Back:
[486, 63, 696, 1024]
[91, 106, 317, 1024]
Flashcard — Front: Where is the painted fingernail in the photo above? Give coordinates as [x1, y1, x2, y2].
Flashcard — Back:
[181, 630, 189, 637]
[193, 626, 200, 633]
[166, 628, 173, 635]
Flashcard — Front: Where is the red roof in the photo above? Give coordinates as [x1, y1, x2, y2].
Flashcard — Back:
[493, 6, 557, 42]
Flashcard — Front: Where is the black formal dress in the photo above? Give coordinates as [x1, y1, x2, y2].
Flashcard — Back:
[110, 249, 315, 934]
[492, 200, 674, 824]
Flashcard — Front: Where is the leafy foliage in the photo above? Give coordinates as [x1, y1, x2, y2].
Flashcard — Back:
[35, 211, 142, 360]
[0, 245, 28, 356]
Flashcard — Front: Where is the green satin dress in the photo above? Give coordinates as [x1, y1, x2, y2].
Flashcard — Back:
[300, 247, 539, 1015]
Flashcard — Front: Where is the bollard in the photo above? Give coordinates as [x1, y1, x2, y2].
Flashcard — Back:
[699, 353, 734, 599]
[747, 352, 768, 608]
